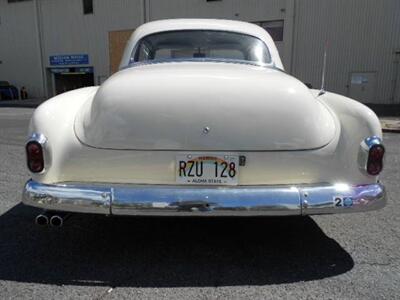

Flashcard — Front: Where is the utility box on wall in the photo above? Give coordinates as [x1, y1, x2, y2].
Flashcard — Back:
[348, 72, 377, 103]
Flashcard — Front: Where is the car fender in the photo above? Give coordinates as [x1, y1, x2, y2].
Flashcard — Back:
[28, 87, 98, 183]
[312, 90, 383, 181]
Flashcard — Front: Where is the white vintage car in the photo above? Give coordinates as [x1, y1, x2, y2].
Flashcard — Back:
[23, 19, 386, 226]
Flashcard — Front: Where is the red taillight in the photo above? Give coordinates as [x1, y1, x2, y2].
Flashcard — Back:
[26, 141, 44, 173]
[367, 145, 385, 176]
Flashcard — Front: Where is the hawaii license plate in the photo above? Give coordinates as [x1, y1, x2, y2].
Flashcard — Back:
[176, 153, 239, 185]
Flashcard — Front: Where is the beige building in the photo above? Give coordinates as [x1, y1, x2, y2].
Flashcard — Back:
[0, 0, 399, 104]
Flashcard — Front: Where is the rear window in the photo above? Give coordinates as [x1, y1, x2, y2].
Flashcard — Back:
[131, 30, 271, 65]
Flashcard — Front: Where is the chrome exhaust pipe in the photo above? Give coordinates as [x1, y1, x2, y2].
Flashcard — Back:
[49, 213, 70, 227]
[35, 214, 49, 226]
[49, 215, 63, 227]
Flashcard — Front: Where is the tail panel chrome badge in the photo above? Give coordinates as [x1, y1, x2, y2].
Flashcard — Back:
[203, 126, 210, 134]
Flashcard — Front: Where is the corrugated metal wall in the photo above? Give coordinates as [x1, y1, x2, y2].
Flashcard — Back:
[148, 0, 293, 68]
[0, 0, 43, 97]
[292, 0, 400, 104]
[148, 0, 284, 20]
[38, 0, 144, 91]
[0, 0, 399, 103]
[35, 0, 294, 97]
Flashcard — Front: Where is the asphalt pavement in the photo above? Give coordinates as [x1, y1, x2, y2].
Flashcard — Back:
[0, 107, 399, 299]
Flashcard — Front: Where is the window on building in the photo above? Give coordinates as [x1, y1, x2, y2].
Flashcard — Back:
[254, 20, 284, 42]
[83, 0, 93, 15]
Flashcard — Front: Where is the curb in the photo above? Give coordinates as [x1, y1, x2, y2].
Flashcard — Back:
[0, 99, 43, 108]
[0, 103, 39, 108]
[383, 128, 400, 133]
[381, 119, 400, 133]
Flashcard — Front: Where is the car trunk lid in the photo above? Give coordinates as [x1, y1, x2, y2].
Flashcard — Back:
[74, 62, 336, 151]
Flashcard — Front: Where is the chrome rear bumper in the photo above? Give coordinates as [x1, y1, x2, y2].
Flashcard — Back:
[22, 180, 386, 216]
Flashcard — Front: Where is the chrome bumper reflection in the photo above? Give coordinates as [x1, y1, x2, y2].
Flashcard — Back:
[22, 180, 386, 216]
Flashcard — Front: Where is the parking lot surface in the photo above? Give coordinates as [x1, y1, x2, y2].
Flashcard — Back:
[0, 107, 399, 299]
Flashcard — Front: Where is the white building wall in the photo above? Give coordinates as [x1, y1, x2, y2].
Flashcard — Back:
[148, 0, 294, 69]
[38, 0, 144, 96]
[0, 0, 399, 104]
[292, 0, 400, 104]
[34, 0, 296, 97]
[0, 0, 43, 97]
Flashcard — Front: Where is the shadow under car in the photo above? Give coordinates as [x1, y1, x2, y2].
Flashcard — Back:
[0, 203, 354, 287]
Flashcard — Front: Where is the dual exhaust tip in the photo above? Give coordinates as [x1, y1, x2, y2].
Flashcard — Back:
[35, 213, 67, 227]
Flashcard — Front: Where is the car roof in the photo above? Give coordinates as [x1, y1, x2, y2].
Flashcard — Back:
[134, 19, 270, 40]
[119, 19, 284, 70]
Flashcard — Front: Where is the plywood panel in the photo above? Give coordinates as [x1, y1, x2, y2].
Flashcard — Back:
[109, 30, 134, 74]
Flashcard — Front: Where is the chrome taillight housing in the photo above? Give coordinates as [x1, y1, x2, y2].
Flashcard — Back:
[358, 136, 385, 176]
[26, 133, 47, 173]
[26, 141, 44, 173]
[366, 144, 385, 175]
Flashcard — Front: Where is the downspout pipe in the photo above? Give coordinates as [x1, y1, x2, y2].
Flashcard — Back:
[33, 0, 47, 99]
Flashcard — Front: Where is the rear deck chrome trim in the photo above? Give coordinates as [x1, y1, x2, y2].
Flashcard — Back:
[23, 180, 386, 216]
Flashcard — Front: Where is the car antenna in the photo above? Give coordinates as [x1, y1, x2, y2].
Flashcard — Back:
[318, 41, 328, 96]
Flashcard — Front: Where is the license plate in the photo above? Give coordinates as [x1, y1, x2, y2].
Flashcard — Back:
[176, 153, 239, 185]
